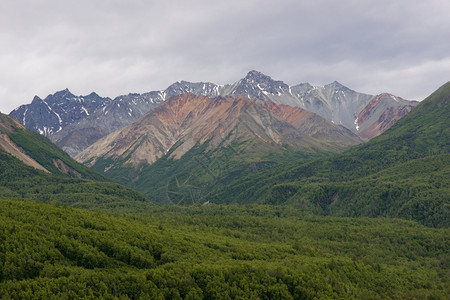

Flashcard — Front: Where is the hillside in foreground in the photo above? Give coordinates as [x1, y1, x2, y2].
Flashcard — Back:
[0, 200, 448, 299]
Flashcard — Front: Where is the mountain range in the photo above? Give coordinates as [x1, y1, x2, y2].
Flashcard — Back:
[77, 93, 361, 166]
[10, 71, 418, 156]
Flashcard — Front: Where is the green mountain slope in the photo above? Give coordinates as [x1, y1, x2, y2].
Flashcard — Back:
[206, 82, 450, 227]
[0, 200, 448, 298]
[0, 113, 151, 212]
[99, 132, 337, 205]
[0, 113, 103, 179]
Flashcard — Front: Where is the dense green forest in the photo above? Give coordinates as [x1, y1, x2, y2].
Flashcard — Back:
[204, 82, 450, 227]
[0, 200, 448, 299]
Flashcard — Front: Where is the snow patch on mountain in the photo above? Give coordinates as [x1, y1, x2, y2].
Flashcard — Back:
[81, 106, 89, 116]
[42, 99, 62, 132]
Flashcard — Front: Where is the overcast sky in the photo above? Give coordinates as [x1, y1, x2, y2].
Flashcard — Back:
[1, 0, 449, 113]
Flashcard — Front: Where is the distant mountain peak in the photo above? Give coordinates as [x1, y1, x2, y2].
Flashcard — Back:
[31, 95, 42, 103]
[243, 70, 281, 84]
[324, 81, 350, 91]
[10, 90, 113, 139]
[245, 70, 269, 79]
[87, 91, 100, 97]
[231, 70, 290, 100]
[53, 88, 74, 98]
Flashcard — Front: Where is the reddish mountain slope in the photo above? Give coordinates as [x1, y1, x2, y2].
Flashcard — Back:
[355, 94, 419, 140]
[76, 93, 361, 169]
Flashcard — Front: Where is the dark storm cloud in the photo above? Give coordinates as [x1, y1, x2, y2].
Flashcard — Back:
[1, 0, 449, 113]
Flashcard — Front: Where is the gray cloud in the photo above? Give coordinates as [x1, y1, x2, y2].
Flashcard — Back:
[1, 0, 449, 113]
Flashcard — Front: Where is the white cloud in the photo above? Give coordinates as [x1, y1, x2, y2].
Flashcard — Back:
[1, 0, 449, 113]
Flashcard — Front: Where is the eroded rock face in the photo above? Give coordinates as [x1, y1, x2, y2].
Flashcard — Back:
[355, 93, 419, 140]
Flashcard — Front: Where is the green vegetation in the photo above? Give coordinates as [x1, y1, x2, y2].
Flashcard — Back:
[0, 200, 448, 299]
[0, 153, 151, 212]
[205, 82, 450, 227]
[7, 127, 103, 180]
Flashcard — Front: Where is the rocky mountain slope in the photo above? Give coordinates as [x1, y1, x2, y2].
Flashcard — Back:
[76, 94, 361, 202]
[49, 92, 164, 156]
[10, 89, 111, 137]
[77, 93, 360, 166]
[10, 71, 417, 156]
[223, 71, 418, 137]
[354, 93, 418, 140]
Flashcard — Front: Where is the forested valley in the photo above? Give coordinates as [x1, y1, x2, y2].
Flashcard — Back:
[0, 83, 448, 298]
